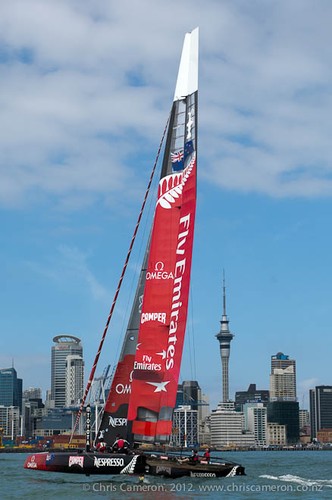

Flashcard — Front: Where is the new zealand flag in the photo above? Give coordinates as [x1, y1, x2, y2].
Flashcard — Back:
[171, 150, 184, 171]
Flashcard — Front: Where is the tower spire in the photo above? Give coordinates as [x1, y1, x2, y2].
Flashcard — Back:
[222, 269, 227, 317]
[215, 271, 234, 402]
[220, 270, 230, 333]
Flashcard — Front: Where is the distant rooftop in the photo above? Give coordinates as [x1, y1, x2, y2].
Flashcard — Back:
[272, 352, 289, 360]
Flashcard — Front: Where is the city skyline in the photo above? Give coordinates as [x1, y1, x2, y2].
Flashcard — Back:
[1, 1, 332, 409]
[1, 342, 329, 412]
[1, 353, 329, 443]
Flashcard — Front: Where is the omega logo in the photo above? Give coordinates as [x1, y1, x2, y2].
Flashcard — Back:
[146, 261, 174, 281]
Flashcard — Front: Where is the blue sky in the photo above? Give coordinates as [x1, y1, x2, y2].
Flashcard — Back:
[1, 0, 331, 410]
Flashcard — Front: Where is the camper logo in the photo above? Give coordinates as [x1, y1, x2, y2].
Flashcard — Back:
[69, 456, 84, 468]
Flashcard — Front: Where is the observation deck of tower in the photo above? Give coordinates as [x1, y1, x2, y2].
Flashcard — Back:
[215, 274, 234, 402]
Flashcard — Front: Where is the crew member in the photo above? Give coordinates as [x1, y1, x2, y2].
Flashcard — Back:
[203, 448, 211, 463]
[96, 441, 107, 452]
[112, 435, 130, 453]
[190, 449, 199, 464]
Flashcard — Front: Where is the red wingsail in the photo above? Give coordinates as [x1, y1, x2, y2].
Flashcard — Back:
[98, 28, 198, 446]
[127, 27, 199, 443]
[128, 144, 197, 443]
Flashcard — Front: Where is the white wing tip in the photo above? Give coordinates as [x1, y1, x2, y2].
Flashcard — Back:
[174, 27, 199, 101]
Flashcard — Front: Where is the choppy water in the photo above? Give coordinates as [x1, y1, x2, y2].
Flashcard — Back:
[1, 451, 331, 499]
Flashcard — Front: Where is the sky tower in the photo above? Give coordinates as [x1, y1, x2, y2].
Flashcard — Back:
[215, 273, 234, 402]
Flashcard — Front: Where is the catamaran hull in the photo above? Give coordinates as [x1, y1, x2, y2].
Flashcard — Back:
[23, 451, 146, 475]
[145, 457, 245, 479]
[24, 451, 245, 479]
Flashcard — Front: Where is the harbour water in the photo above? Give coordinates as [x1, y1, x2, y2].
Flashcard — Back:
[1, 451, 331, 499]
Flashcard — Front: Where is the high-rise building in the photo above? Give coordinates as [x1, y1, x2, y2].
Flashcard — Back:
[0, 367, 22, 412]
[309, 385, 332, 440]
[182, 381, 200, 411]
[23, 387, 42, 401]
[172, 406, 198, 447]
[0, 405, 20, 438]
[22, 394, 44, 439]
[175, 380, 210, 439]
[215, 274, 234, 402]
[51, 335, 83, 408]
[299, 409, 310, 430]
[235, 383, 270, 411]
[243, 403, 267, 446]
[65, 355, 84, 407]
[175, 384, 184, 408]
[267, 401, 300, 444]
[210, 402, 255, 448]
[172, 380, 210, 446]
[270, 352, 296, 401]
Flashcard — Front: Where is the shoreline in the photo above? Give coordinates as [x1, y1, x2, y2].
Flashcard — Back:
[1, 446, 331, 454]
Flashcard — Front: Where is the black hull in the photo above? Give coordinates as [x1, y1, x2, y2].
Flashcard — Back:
[24, 451, 146, 475]
[24, 451, 245, 479]
[145, 456, 245, 479]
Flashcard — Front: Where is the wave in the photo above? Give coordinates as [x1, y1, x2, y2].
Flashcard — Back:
[260, 474, 332, 488]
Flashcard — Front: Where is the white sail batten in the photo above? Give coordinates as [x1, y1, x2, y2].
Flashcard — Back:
[174, 27, 199, 101]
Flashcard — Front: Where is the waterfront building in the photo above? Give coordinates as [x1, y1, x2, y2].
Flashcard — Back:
[34, 408, 73, 437]
[181, 380, 200, 411]
[243, 403, 267, 446]
[267, 422, 287, 446]
[210, 402, 255, 448]
[316, 429, 332, 443]
[22, 388, 45, 438]
[198, 414, 211, 446]
[45, 389, 54, 410]
[65, 355, 84, 407]
[197, 390, 210, 429]
[310, 385, 332, 440]
[267, 401, 300, 444]
[0, 367, 22, 412]
[215, 274, 234, 402]
[51, 335, 83, 408]
[299, 409, 310, 430]
[235, 383, 270, 411]
[171, 405, 198, 447]
[175, 384, 184, 408]
[23, 387, 42, 401]
[175, 381, 209, 418]
[270, 352, 296, 401]
[174, 381, 210, 445]
[0, 405, 20, 438]
[23, 398, 44, 438]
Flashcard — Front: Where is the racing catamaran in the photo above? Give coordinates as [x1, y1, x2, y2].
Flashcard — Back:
[24, 28, 245, 479]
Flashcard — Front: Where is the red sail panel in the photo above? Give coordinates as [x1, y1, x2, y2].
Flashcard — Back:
[96, 248, 149, 445]
[104, 355, 134, 415]
[127, 153, 196, 441]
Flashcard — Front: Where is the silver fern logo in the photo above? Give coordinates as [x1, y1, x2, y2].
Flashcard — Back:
[157, 152, 195, 209]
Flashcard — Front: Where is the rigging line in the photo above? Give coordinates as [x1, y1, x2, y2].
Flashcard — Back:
[113, 165, 158, 369]
[70, 113, 171, 441]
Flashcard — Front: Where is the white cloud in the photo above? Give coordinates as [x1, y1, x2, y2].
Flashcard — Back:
[298, 378, 320, 392]
[297, 378, 320, 408]
[1, 0, 332, 206]
[26, 244, 110, 302]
